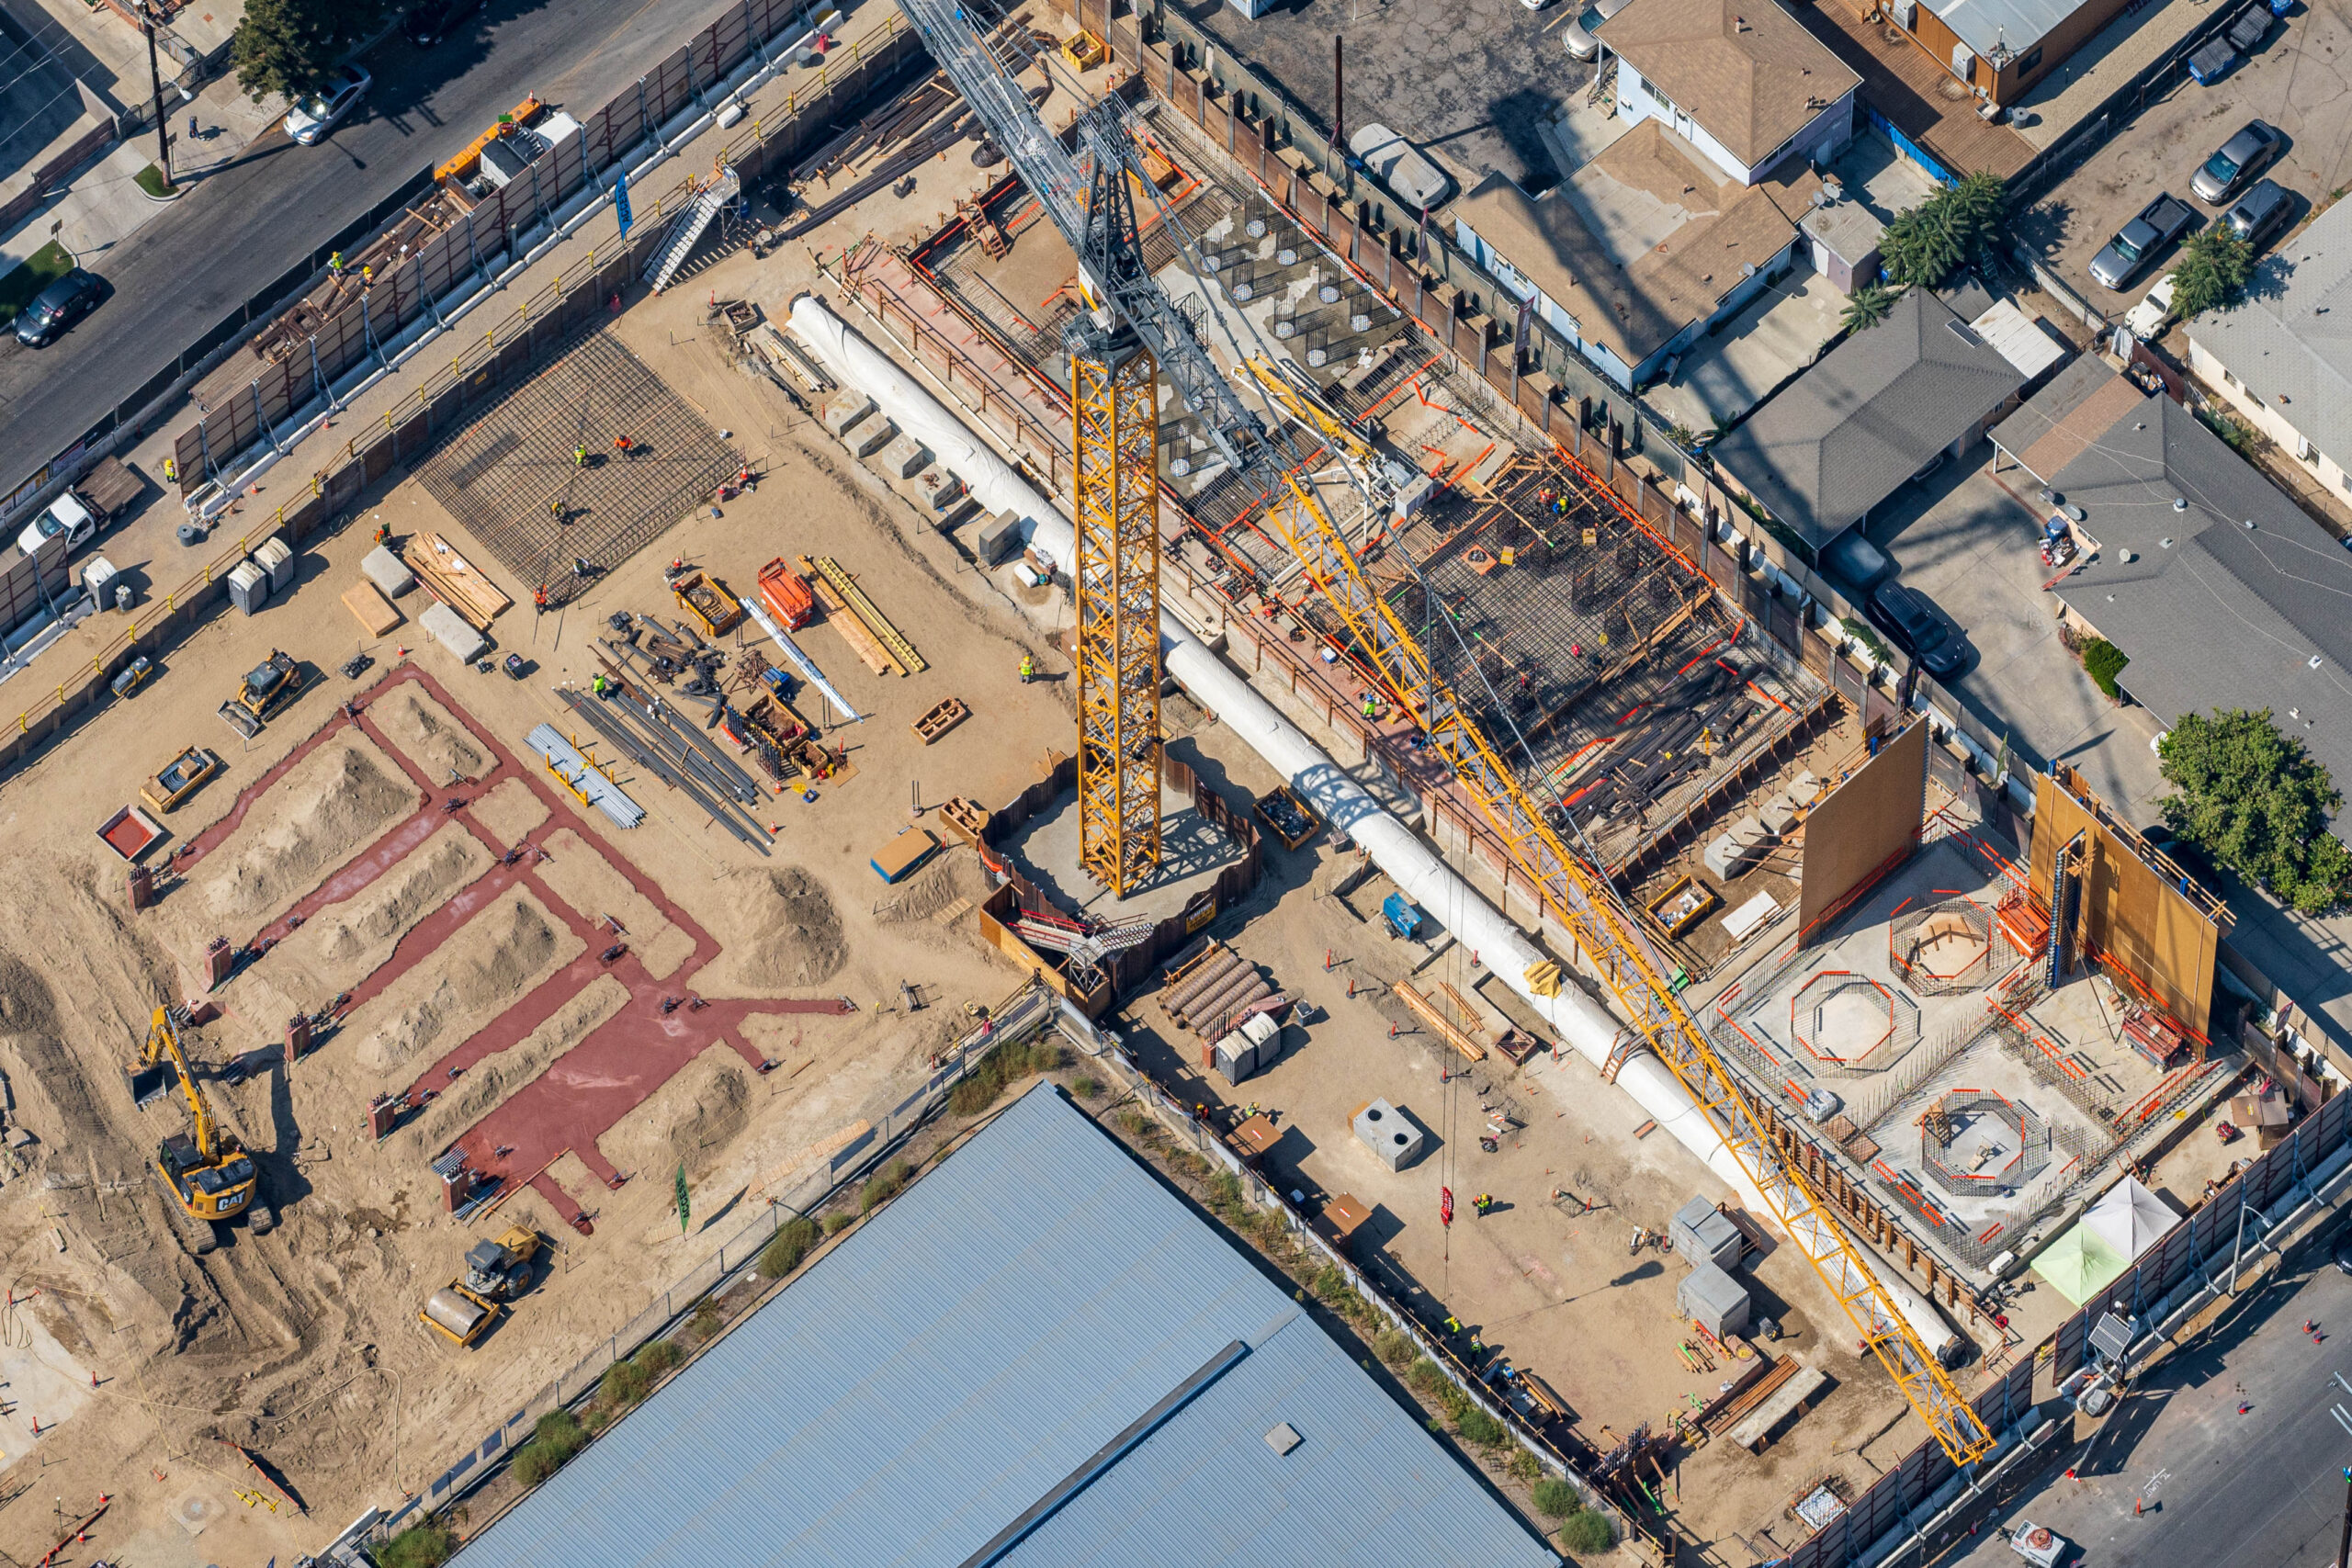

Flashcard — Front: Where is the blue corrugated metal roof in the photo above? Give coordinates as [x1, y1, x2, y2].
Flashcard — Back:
[447, 1083, 1558, 1568]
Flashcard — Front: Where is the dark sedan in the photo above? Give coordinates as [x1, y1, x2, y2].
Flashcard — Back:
[12, 267, 104, 347]
[1866, 581, 1966, 680]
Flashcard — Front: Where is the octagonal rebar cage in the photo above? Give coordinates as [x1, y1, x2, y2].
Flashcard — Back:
[1790, 971, 1921, 1073]
[1919, 1089, 2051, 1198]
[1891, 897, 2004, 997]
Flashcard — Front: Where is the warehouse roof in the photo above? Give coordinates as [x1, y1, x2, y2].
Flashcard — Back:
[1707, 287, 2026, 547]
[2047, 394, 2352, 840]
[2188, 195, 2352, 478]
[445, 1083, 1559, 1568]
[1598, 0, 1859, 168]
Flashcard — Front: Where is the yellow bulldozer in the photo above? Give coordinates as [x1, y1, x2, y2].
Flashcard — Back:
[127, 1006, 274, 1254]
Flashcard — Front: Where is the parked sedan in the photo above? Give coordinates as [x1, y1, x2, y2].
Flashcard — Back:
[402, 0, 483, 47]
[2190, 118, 2281, 204]
[2224, 177, 2294, 251]
[284, 65, 371, 145]
[2089, 192, 2195, 290]
[1564, 0, 1632, 60]
[1865, 581, 1966, 679]
[11, 267, 104, 347]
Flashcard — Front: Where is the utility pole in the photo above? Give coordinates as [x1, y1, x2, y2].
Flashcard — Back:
[141, 3, 174, 189]
[1331, 36, 1344, 152]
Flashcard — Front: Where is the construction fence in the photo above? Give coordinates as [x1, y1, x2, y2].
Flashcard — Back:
[171, 1, 927, 492]
[0, 11, 924, 788]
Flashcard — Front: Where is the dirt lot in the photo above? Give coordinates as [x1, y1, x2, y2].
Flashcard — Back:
[2019, 0, 2352, 306]
[0, 223, 1087, 1568]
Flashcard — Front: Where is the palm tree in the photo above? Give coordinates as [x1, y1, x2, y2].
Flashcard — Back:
[1841, 282, 1899, 333]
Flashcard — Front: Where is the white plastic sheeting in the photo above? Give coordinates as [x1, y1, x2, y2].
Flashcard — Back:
[785, 295, 1962, 1360]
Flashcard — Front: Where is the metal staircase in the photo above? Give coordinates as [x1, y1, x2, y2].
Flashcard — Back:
[647, 166, 741, 293]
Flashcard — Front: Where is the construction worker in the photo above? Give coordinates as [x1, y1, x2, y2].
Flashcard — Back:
[533, 585, 549, 615]
[592, 674, 609, 698]
[1443, 1315, 1463, 1336]
[574, 445, 589, 468]
[550, 499, 568, 524]
[161, 457, 176, 484]
[328, 251, 344, 277]
[373, 519, 390, 545]
[1475, 1192, 1494, 1218]
[361, 265, 373, 288]
[1362, 692, 1378, 720]
[1019, 654, 1035, 683]
[614, 434, 635, 460]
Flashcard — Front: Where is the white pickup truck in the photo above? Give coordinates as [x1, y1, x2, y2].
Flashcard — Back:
[15, 456, 139, 559]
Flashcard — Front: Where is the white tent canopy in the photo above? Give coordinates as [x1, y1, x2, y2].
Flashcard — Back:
[2085, 1177, 2181, 1261]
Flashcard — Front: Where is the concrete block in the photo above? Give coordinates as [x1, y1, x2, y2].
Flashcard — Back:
[1758, 795, 1801, 837]
[1670, 1195, 1745, 1270]
[922, 468, 966, 511]
[362, 546, 415, 598]
[849, 417, 898, 459]
[420, 603, 488, 663]
[1352, 1098, 1425, 1171]
[821, 391, 875, 438]
[975, 508, 1024, 565]
[878, 434, 932, 479]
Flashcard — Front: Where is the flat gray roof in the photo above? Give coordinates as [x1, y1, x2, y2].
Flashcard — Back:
[445, 1083, 1560, 1568]
[1936, 0, 2083, 59]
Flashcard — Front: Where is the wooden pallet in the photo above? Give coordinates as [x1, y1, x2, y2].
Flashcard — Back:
[402, 531, 512, 630]
[911, 695, 968, 745]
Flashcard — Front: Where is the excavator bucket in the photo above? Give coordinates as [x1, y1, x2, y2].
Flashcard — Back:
[126, 1062, 172, 1108]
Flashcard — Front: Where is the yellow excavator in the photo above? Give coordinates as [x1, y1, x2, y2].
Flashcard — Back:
[127, 1005, 274, 1254]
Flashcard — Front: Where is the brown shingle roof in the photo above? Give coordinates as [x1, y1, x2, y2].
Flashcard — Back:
[1986, 356, 2152, 483]
[1598, 0, 1860, 169]
[1452, 122, 1798, 369]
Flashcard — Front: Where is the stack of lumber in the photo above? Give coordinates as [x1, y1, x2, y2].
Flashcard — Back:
[1395, 981, 1487, 1061]
[798, 554, 926, 676]
[1701, 1354, 1797, 1438]
[402, 531, 511, 630]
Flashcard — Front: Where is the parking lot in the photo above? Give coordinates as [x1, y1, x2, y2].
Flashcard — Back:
[2018, 0, 2352, 310]
[1186, 0, 1588, 193]
[1860, 445, 2168, 818]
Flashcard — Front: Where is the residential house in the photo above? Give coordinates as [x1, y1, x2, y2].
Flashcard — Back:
[1705, 287, 2030, 558]
[1836, 0, 2143, 107]
[1994, 363, 2352, 838]
[2186, 194, 2352, 514]
[1453, 120, 1804, 391]
[1599, 0, 1861, 187]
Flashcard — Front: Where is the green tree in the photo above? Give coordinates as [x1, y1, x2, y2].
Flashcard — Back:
[2079, 637, 2129, 698]
[1531, 1476, 1581, 1517]
[1560, 1510, 1615, 1555]
[376, 1520, 457, 1568]
[2158, 708, 2352, 913]
[2168, 222, 2255, 320]
[1879, 172, 2009, 288]
[232, 0, 387, 106]
[1841, 282, 1900, 333]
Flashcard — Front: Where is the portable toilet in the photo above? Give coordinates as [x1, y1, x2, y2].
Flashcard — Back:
[254, 536, 296, 593]
[228, 559, 269, 615]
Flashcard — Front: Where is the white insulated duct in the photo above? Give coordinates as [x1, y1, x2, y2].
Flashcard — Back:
[786, 296, 1962, 1362]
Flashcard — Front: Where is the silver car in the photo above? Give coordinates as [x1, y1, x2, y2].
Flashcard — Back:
[1564, 0, 1632, 61]
[2190, 119, 2281, 204]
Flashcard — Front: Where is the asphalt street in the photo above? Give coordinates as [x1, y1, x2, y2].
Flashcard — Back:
[0, 0, 753, 482]
[1945, 1214, 2352, 1568]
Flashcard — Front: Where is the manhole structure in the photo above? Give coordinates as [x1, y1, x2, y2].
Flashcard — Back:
[1892, 897, 2001, 995]
[1790, 971, 1919, 1071]
[1919, 1089, 2050, 1196]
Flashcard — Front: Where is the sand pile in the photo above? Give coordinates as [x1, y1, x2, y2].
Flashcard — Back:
[194, 737, 417, 923]
[400, 975, 628, 1157]
[874, 845, 983, 923]
[706, 866, 845, 992]
[314, 825, 493, 968]
[353, 889, 580, 1076]
[469, 776, 550, 846]
[598, 1043, 752, 1183]
[534, 829, 695, 978]
[372, 684, 492, 782]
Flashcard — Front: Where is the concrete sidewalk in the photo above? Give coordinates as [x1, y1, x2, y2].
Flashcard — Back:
[0, 65, 288, 275]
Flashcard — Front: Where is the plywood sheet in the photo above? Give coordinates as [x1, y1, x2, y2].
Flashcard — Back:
[2030, 771, 2218, 1036]
[342, 580, 403, 637]
[1796, 719, 1927, 942]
